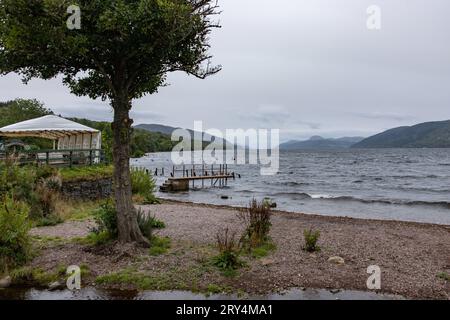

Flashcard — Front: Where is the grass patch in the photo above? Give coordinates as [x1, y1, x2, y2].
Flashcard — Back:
[33, 215, 64, 227]
[73, 231, 113, 246]
[149, 236, 171, 256]
[10, 264, 90, 286]
[32, 235, 67, 248]
[59, 165, 113, 182]
[52, 199, 102, 222]
[251, 240, 277, 259]
[206, 283, 225, 294]
[96, 267, 186, 291]
[10, 267, 61, 286]
[437, 272, 450, 281]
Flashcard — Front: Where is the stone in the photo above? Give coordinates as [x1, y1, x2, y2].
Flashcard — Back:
[260, 258, 275, 266]
[328, 256, 345, 265]
[0, 276, 11, 288]
[48, 281, 63, 291]
[220, 195, 229, 200]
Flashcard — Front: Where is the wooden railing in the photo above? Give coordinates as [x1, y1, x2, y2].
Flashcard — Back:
[0, 149, 106, 168]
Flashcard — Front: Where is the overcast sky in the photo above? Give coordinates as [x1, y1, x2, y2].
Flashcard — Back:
[1, 0, 449, 141]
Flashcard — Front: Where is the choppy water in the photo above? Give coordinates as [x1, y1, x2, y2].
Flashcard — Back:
[133, 149, 450, 225]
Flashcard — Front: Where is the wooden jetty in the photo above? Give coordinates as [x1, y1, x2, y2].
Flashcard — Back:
[159, 164, 236, 193]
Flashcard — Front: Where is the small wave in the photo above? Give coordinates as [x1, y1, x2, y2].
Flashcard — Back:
[312, 195, 450, 208]
[265, 181, 310, 187]
[272, 192, 312, 199]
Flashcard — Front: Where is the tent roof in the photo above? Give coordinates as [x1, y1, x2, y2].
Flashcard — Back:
[0, 115, 99, 140]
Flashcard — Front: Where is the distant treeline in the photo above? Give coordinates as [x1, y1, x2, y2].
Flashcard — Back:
[0, 99, 176, 159]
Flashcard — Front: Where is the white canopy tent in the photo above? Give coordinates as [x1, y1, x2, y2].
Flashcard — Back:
[0, 115, 102, 151]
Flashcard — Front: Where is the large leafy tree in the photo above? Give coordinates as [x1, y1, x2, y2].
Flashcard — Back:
[0, 99, 53, 127]
[0, 0, 220, 245]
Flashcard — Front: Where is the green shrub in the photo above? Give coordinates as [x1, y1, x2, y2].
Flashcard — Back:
[0, 162, 60, 222]
[92, 201, 118, 238]
[212, 228, 242, 273]
[136, 209, 154, 240]
[0, 162, 35, 201]
[131, 168, 159, 204]
[0, 197, 32, 273]
[303, 228, 321, 252]
[238, 199, 272, 249]
[136, 209, 165, 238]
[90, 202, 163, 245]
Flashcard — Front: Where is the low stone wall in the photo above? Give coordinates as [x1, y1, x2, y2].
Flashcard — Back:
[61, 178, 113, 200]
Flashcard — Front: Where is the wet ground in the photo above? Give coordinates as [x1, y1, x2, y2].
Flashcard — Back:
[0, 287, 404, 300]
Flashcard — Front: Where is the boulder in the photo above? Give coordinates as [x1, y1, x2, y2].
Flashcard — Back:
[328, 256, 345, 265]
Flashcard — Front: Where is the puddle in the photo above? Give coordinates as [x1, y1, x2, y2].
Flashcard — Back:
[0, 287, 404, 300]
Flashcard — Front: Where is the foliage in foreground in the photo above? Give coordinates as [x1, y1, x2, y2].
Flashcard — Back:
[90, 201, 165, 245]
[303, 228, 321, 253]
[0, 162, 61, 225]
[0, 197, 32, 273]
[238, 199, 273, 249]
[131, 168, 159, 204]
[212, 228, 243, 275]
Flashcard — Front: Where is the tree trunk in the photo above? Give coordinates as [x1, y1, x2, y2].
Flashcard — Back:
[111, 95, 149, 247]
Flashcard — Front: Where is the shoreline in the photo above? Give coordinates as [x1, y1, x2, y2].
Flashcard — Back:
[7, 199, 450, 300]
[159, 198, 450, 228]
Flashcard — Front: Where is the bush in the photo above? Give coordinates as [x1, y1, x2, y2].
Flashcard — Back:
[238, 199, 272, 249]
[212, 228, 242, 272]
[0, 162, 35, 201]
[131, 168, 159, 204]
[92, 201, 118, 238]
[0, 197, 32, 273]
[303, 228, 321, 252]
[0, 162, 60, 223]
[91, 201, 164, 244]
[136, 209, 166, 240]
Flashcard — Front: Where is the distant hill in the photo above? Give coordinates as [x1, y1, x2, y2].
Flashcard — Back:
[280, 136, 364, 150]
[135, 123, 180, 136]
[135, 123, 232, 148]
[352, 120, 450, 148]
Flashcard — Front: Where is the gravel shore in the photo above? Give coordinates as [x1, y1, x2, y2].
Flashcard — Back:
[28, 200, 450, 299]
[143, 200, 450, 299]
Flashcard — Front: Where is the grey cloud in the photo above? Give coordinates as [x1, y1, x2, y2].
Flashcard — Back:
[0, 0, 449, 139]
